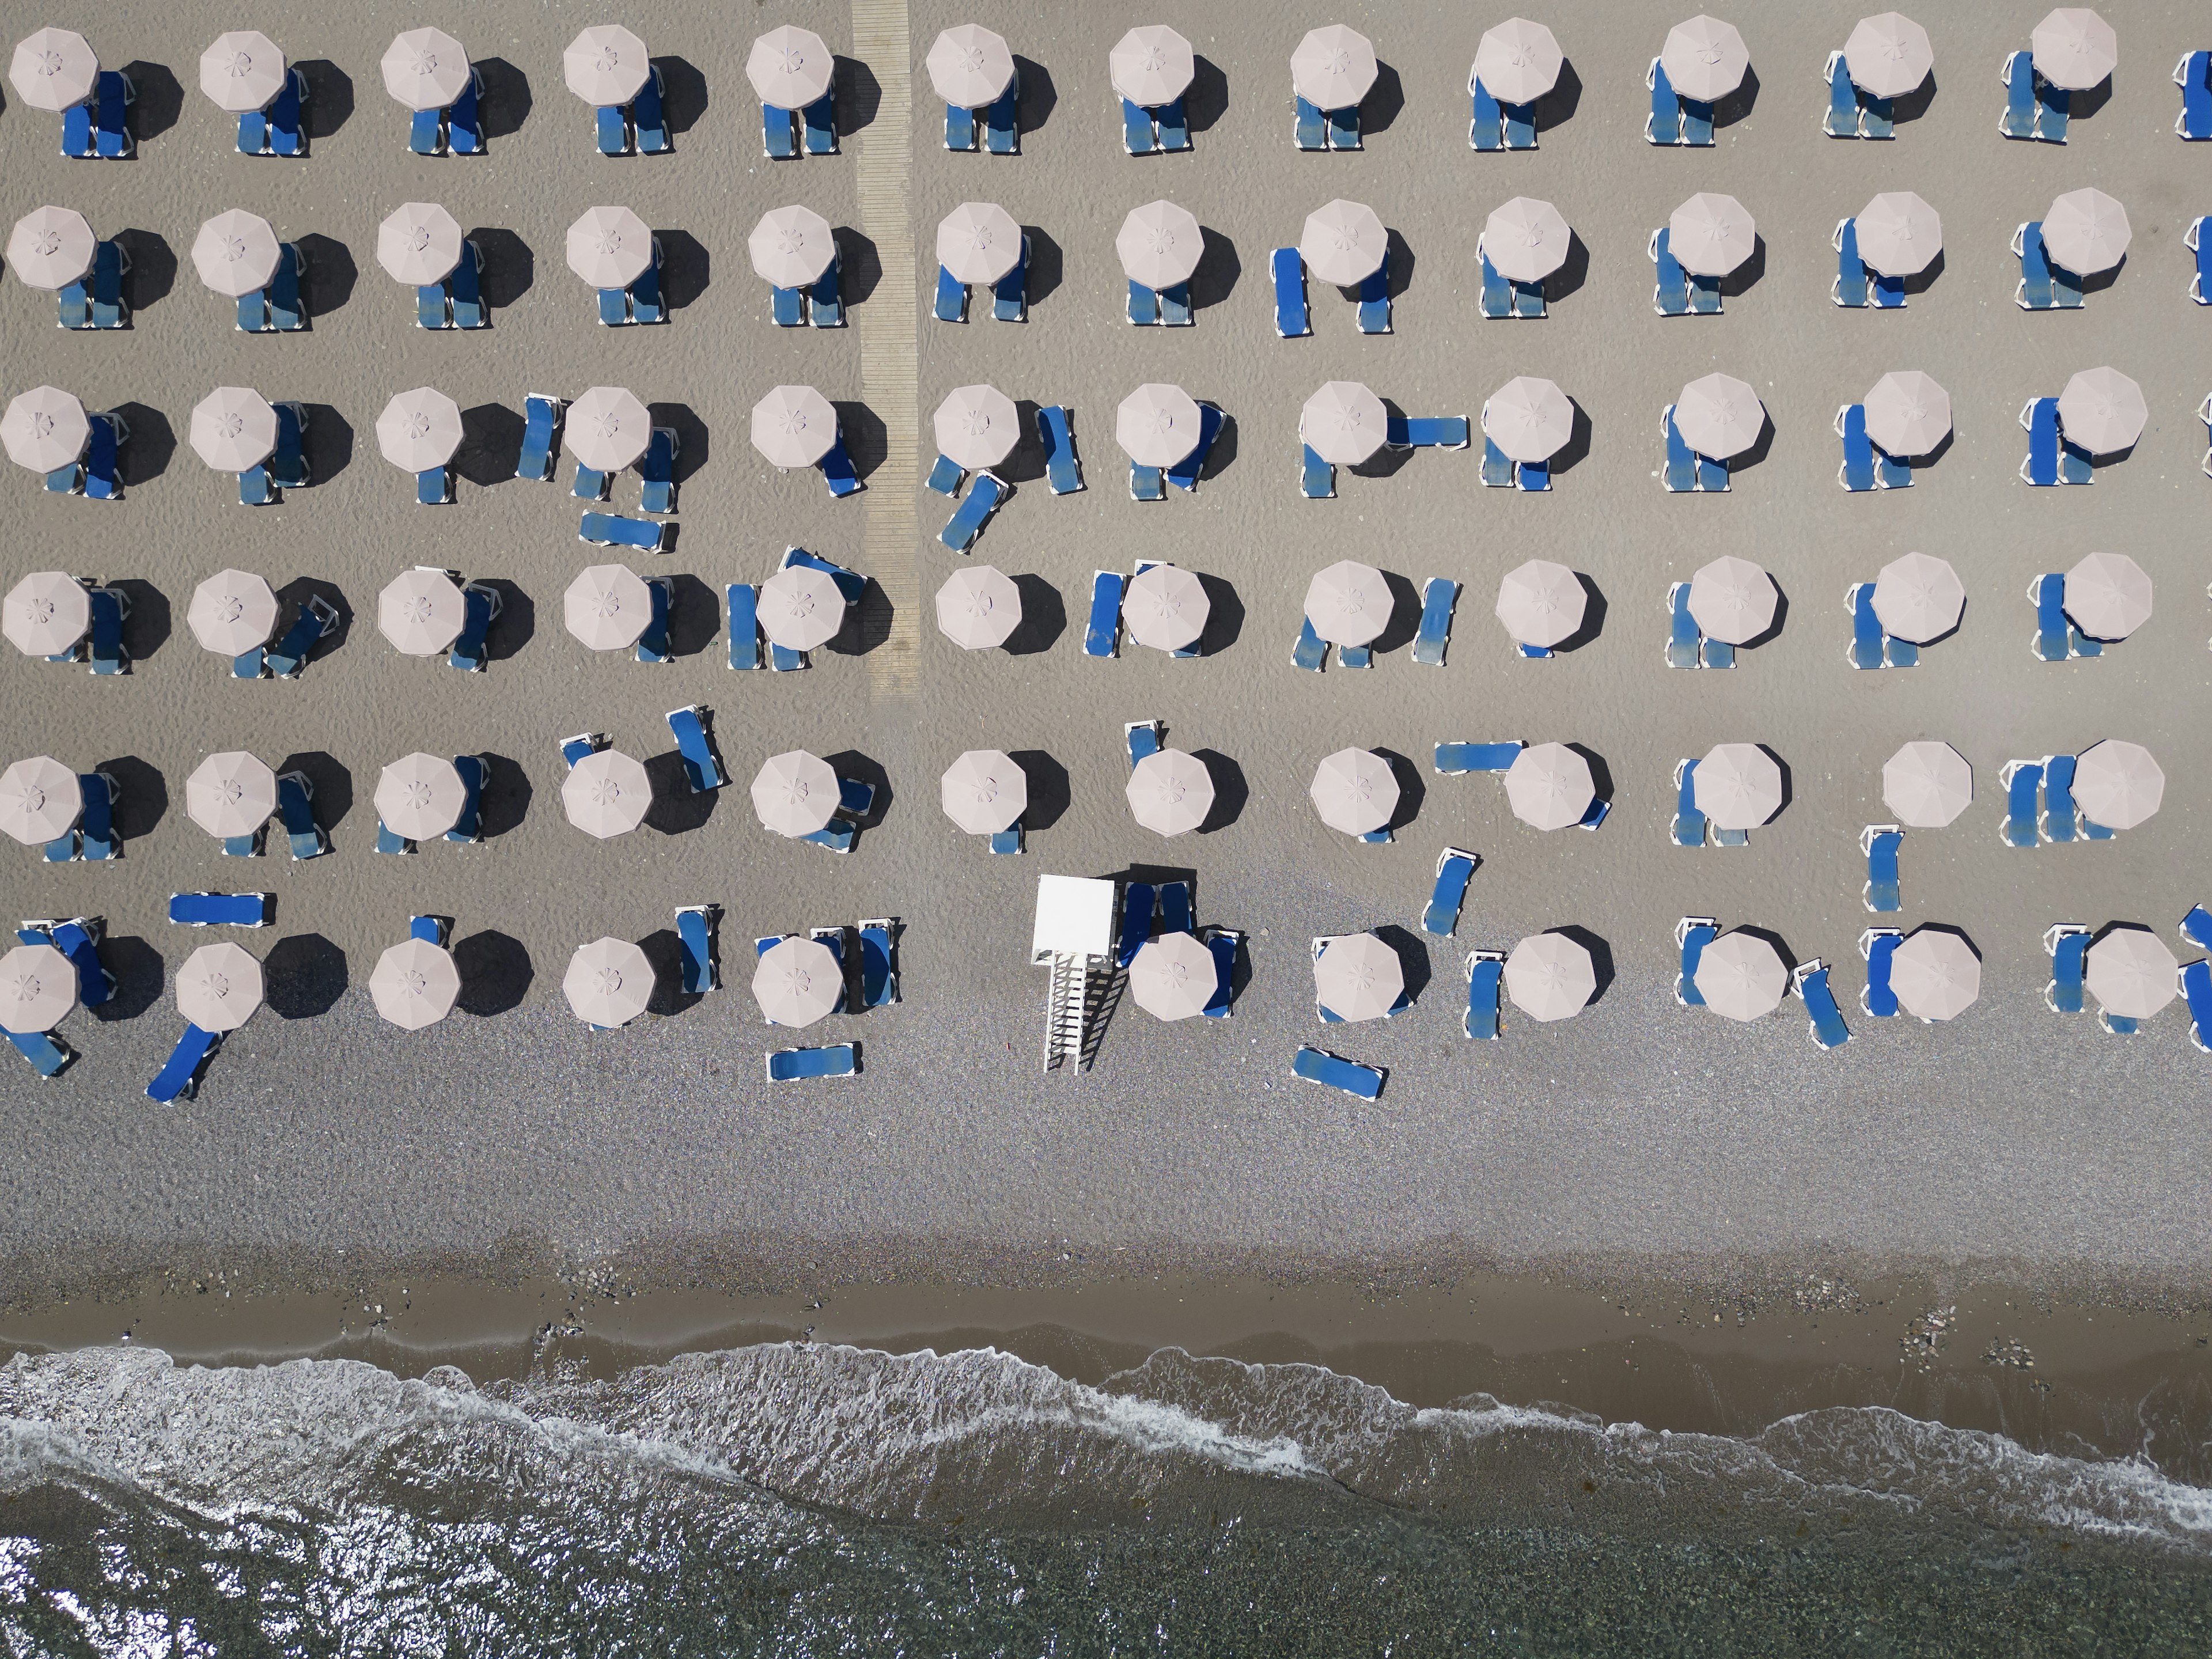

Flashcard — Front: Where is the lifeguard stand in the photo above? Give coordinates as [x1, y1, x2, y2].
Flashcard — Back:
[1032, 874, 1118, 1071]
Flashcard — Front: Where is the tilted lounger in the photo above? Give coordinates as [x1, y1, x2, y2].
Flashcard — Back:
[676, 904, 721, 994]
[1300, 445, 1334, 499]
[1478, 246, 1513, 320]
[1165, 405, 1222, 492]
[666, 705, 726, 792]
[1661, 406, 1696, 493]
[2180, 905, 2212, 953]
[1412, 578, 1459, 666]
[1464, 950, 1505, 1040]
[2020, 396, 2062, 485]
[1356, 248, 1390, 335]
[1435, 741, 1523, 775]
[2000, 760, 2044, 849]
[819, 436, 862, 497]
[275, 771, 325, 859]
[266, 596, 338, 679]
[2188, 217, 2212, 304]
[2181, 959, 2212, 1053]
[1862, 824, 1902, 912]
[1675, 916, 1718, 1006]
[1200, 929, 1241, 1017]
[1124, 719, 1161, 768]
[782, 545, 866, 604]
[859, 919, 899, 1007]
[1085, 572, 1125, 657]
[1825, 51, 1859, 138]
[147, 1024, 221, 1102]
[993, 234, 1029, 323]
[1794, 961, 1853, 1049]
[518, 396, 565, 482]
[926, 453, 965, 495]
[940, 471, 1006, 551]
[1036, 405, 1084, 494]
[5, 1027, 71, 1077]
[1646, 58, 1681, 146]
[767, 1044, 858, 1080]
[1650, 227, 1691, 317]
[1860, 927, 1902, 1017]
[168, 892, 271, 927]
[1834, 217, 1868, 306]
[580, 512, 665, 552]
[1293, 1046, 1383, 1100]
[449, 582, 501, 672]
[1423, 846, 1479, 937]
[639, 428, 677, 514]
[2039, 923, 2089, 1014]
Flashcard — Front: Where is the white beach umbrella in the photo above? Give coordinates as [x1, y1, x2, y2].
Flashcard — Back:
[1304, 560, 1391, 646]
[2031, 7, 2117, 90]
[1123, 563, 1208, 653]
[750, 385, 839, 469]
[1668, 192, 1756, 277]
[935, 565, 1021, 650]
[374, 753, 465, 840]
[1494, 559, 1584, 647]
[566, 206, 654, 290]
[1480, 197, 1570, 285]
[2063, 551, 2152, 641]
[184, 751, 276, 839]
[747, 24, 834, 109]
[187, 569, 278, 655]
[1313, 932, 1402, 1023]
[1130, 932, 1217, 1022]
[759, 564, 847, 652]
[3, 571, 89, 657]
[2072, 740, 2162, 830]
[200, 31, 286, 113]
[941, 749, 1025, 835]
[751, 750, 840, 838]
[933, 384, 1018, 469]
[369, 938, 460, 1030]
[2056, 367, 2147, 456]
[188, 387, 276, 472]
[1473, 18, 1564, 103]
[747, 204, 836, 288]
[752, 935, 843, 1028]
[1117, 383, 1204, 467]
[564, 25, 650, 105]
[1882, 741, 1972, 828]
[1506, 933, 1596, 1022]
[1118, 200, 1205, 289]
[569, 385, 655, 474]
[1298, 199, 1387, 287]
[1662, 15, 1748, 102]
[9, 28, 97, 111]
[176, 942, 262, 1033]
[381, 27, 470, 111]
[2, 386, 88, 473]
[6, 207, 94, 290]
[1308, 748, 1397, 836]
[2086, 928, 2177, 1021]
[1862, 372, 1950, 459]
[1127, 748, 1214, 838]
[1694, 743, 1782, 830]
[1505, 743, 1595, 831]
[566, 937, 653, 1028]
[1687, 555, 1775, 645]
[1871, 552, 1964, 644]
[1854, 192, 1941, 277]
[1844, 12, 1933, 98]
[1482, 377, 1573, 464]
[190, 210, 281, 297]
[2042, 188, 2130, 276]
[1673, 374, 1764, 461]
[1111, 25, 1194, 106]
[0, 944, 74, 1034]
[927, 24, 1014, 107]
[1300, 381, 1387, 466]
[1290, 24, 1376, 109]
[935, 201, 1022, 286]
[1890, 929, 1980, 1021]
[562, 749, 650, 839]
[1695, 932, 1787, 1021]
[374, 387, 463, 473]
[0, 757, 79, 846]
[565, 564, 656, 652]
[378, 567, 467, 656]
[376, 202, 464, 286]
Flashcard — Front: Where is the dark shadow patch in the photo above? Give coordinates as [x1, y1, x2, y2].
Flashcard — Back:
[1373, 748, 1426, 833]
[824, 750, 889, 828]
[452, 930, 531, 1016]
[1543, 230, 1590, 304]
[1361, 62, 1405, 135]
[1350, 418, 1414, 479]
[641, 750, 717, 835]
[1711, 63, 1759, 130]
[835, 55, 881, 135]
[1888, 71, 1936, 127]
[113, 229, 174, 312]
[2076, 252, 2123, 296]
[275, 749, 351, 830]
[995, 401, 1048, 485]
[827, 577, 893, 657]
[263, 933, 347, 1018]
[118, 62, 182, 143]
[655, 228, 710, 311]
[831, 228, 878, 308]
[647, 402, 708, 484]
[1199, 409, 1236, 482]
[2069, 76, 2112, 122]
[1383, 226, 1415, 300]
[296, 60, 352, 141]
[1741, 577, 1787, 651]
[475, 753, 530, 840]
[1011, 749, 1070, 831]
[111, 579, 169, 662]
[295, 232, 356, 319]
[1553, 924, 1616, 1006]
[1715, 234, 1766, 299]
[1546, 401, 1593, 475]
[663, 574, 718, 660]
[455, 403, 525, 487]
[1003, 575, 1066, 656]
[1735, 924, 1797, 978]
[1722, 414, 1775, 476]
[653, 56, 707, 134]
[1762, 745, 1794, 820]
[1553, 575, 1606, 653]
[1900, 246, 1944, 296]
[88, 934, 164, 1022]
[1372, 923, 1431, 1006]
[1013, 56, 1056, 136]
[638, 927, 699, 1016]
[468, 227, 532, 309]
[1188, 226, 1240, 310]
[274, 578, 350, 661]
[1533, 58, 1582, 131]
[472, 56, 531, 139]
[1367, 572, 1424, 656]
[1021, 227, 1063, 309]
[832, 402, 885, 483]
[298, 404, 353, 484]
[1193, 750, 1247, 834]
[475, 579, 533, 661]
[111, 402, 173, 487]
[1184, 55, 1229, 132]
[1566, 744, 1615, 815]
[1911, 921, 1981, 961]
[1193, 573, 1244, 656]
[96, 755, 165, 840]
[1911, 429, 1956, 474]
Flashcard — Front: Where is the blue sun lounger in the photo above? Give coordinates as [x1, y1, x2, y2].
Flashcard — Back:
[819, 437, 862, 497]
[1124, 721, 1161, 770]
[1036, 405, 1084, 494]
[2179, 51, 2212, 139]
[992, 236, 1029, 323]
[1838, 404, 1876, 492]
[516, 395, 563, 482]
[581, 513, 665, 553]
[169, 891, 271, 927]
[2188, 218, 2212, 303]
[1293, 94, 1327, 150]
[926, 453, 964, 496]
[768, 1043, 857, 1081]
[1825, 51, 1859, 137]
[1832, 216, 1868, 307]
[2001, 760, 2044, 848]
[1672, 758, 1707, 847]
[446, 582, 500, 672]
[1294, 1045, 1382, 1099]
[1356, 248, 1390, 334]
[1646, 58, 1680, 144]
[1847, 584, 1886, 672]
[1858, 927, 1901, 1017]
[1116, 882, 1155, 969]
[1435, 741, 1522, 776]
[638, 429, 677, 514]
[940, 471, 1006, 551]
[1478, 246, 1513, 320]
[1290, 615, 1328, 671]
[858, 919, 899, 1007]
[2182, 906, 2212, 953]
[1300, 445, 1334, 499]
[675, 903, 720, 994]
[147, 1024, 221, 1102]
[1674, 917, 1717, 1006]
[1271, 247, 1310, 338]
[1198, 928, 1239, 1017]
[1463, 949, 1505, 1040]
[1665, 584, 1701, 671]
[5, 1023, 71, 1077]
[1795, 961, 1852, 1049]
[666, 704, 725, 792]
[1862, 825, 1902, 911]
[263, 595, 337, 679]
[2020, 397, 2062, 485]
[2040, 753, 2078, 843]
[1661, 407, 1696, 493]
[1166, 404, 1221, 492]
[1423, 846, 1479, 936]
[934, 263, 968, 322]
[274, 771, 325, 859]
[2043, 924, 2090, 1014]
[1650, 228, 1690, 317]
[1471, 77, 1501, 149]
[1412, 578, 1458, 666]
[1085, 571, 1124, 657]
[726, 584, 761, 670]
[1156, 882, 1191, 939]
[2183, 959, 2212, 1052]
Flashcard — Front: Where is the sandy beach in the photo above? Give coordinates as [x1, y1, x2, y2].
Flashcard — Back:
[2, 0, 2211, 1353]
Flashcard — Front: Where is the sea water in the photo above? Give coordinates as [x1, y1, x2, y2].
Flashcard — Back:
[0, 1342, 2206, 1654]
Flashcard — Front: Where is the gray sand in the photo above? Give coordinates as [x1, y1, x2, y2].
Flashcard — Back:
[3, 0, 2210, 1287]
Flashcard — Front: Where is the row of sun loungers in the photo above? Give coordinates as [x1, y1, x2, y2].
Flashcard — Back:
[1999, 755, 2118, 849]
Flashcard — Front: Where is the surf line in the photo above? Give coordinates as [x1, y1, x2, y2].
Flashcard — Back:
[854, 0, 921, 704]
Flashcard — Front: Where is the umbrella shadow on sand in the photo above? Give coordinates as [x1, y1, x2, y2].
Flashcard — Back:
[1183, 56, 1229, 132]
[296, 233, 357, 319]
[1711, 65, 1759, 131]
[652, 57, 708, 134]
[662, 574, 721, 659]
[97, 755, 165, 840]
[1003, 577, 1065, 655]
[470, 58, 531, 139]
[264, 934, 347, 1018]
[1187, 227, 1241, 311]
[118, 62, 183, 143]
[1361, 62, 1406, 135]
[824, 579, 895, 657]
[111, 579, 169, 661]
[831, 403, 885, 484]
[1192, 751, 1247, 834]
[1010, 751, 1070, 830]
[1530, 59, 1583, 134]
[474, 755, 531, 839]
[828, 229, 877, 308]
[1192, 574, 1244, 655]
[299, 406, 354, 485]
[1717, 235, 1765, 299]
[1020, 228, 1064, 309]
[1372, 748, 1426, 835]
[452, 931, 532, 1017]
[1371, 925, 1432, 1009]
[1013, 57, 1057, 135]
[111, 404, 173, 486]
[275, 578, 350, 660]
[654, 230, 711, 312]
[456, 404, 525, 486]
[642, 751, 718, 836]
[275, 751, 351, 831]
[88, 934, 164, 1022]
[825, 751, 891, 829]
[1549, 925, 1616, 1007]
[834, 56, 881, 135]
[296, 61, 352, 140]
[467, 228, 533, 309]
[112, 230, 174, 313]
[1550, 576, 1606, 652]
[639, 928, 700, 1017]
